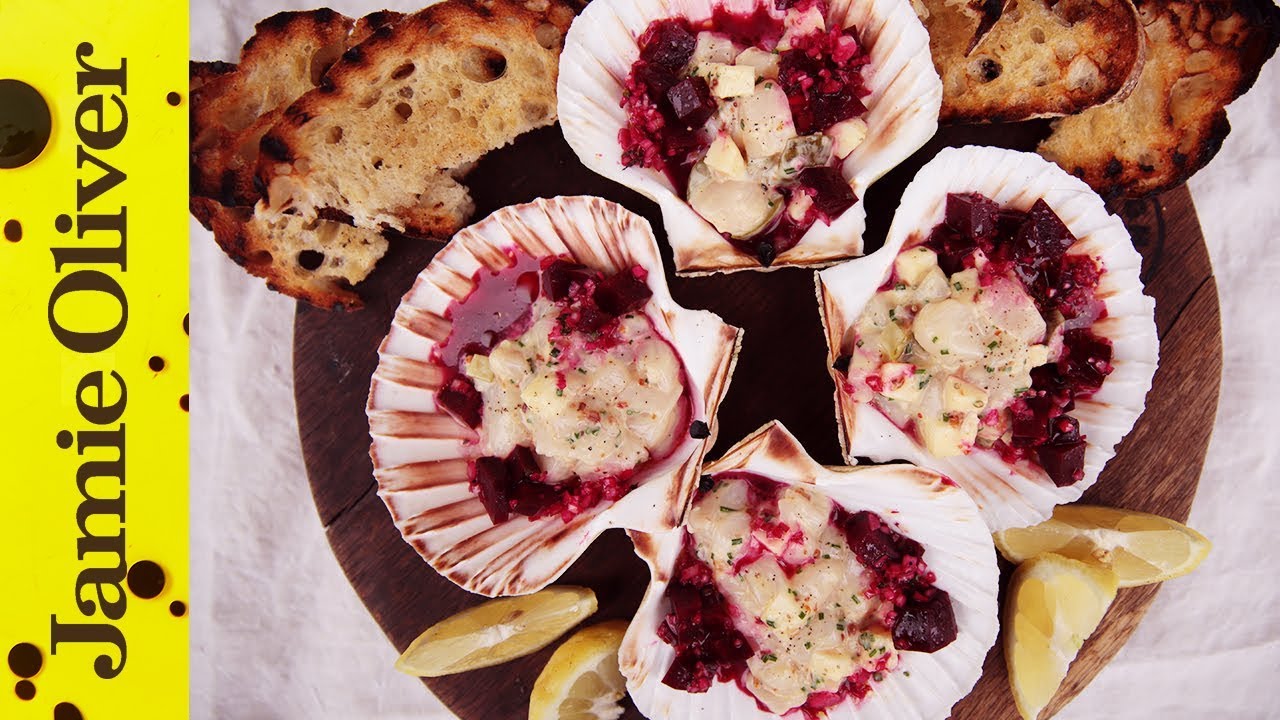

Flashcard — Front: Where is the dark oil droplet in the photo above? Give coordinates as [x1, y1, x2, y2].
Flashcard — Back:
[180, 394, 190, 412]
[3, 219, 20, 242]
[126, 560, 166, 599]
[0, 80, 52, 169]
[7, 643, 41, 677]
[166, 91, 181, 106]
[169, 600, 187, 617]
[54, 702, 84, 720]
[149, 356, 166, 372]
[14, 680, 34, 700]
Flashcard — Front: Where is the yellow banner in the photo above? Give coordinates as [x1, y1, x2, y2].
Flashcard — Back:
[0, 1, 189, 718]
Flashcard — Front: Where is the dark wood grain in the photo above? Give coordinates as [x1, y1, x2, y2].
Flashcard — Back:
[293, 124, 1221, 720]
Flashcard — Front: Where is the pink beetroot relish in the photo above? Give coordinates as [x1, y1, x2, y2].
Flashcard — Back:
[433, 254, 691, 524]
[835, 193, 1114, 487]
[658, 472, 956, 715]
[618, 1, 870, 266]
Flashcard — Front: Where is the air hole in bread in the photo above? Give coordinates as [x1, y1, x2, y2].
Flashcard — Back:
[534, 23, 562, 49]
[359, 91, 381, 109]
[391, 62, 416, 81]
[1030, 26, 1046, 43]
[373, 157, 385, 170]
[395, 102, 413, 121]
[449, 85, 463, 99]
[461, 46, 508, 83]
[466, 116, 479, 129]
[399, 86, 414, 99]
[1184, 50, 1215, 74]
[297, 250, 325, 271]
[248, 250, 273, 266]
[310, 43, 344, 87]
[327, 126, 344, 144]
[446, 107, 462, 122]
[521, 100, 549, 123]
[970, 57, 1002, 82]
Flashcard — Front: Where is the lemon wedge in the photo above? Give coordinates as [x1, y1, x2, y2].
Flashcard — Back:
[994, 504, 1211, 587]
[1005, 553, 1118, 720]
[395, 586, 597, 677]
[529, 620, 629, 720]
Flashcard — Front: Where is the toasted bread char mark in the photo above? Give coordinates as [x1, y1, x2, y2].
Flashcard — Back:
[254, 0, 575, 239]
[190, 9, 365, 206]
[190, 197, 387, 311]
[924, 0, 1146, 124]
[1039, 0, 1280, 198]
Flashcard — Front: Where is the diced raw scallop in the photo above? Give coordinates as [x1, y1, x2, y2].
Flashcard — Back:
[792, 558, 843, 605]
[980, 276, 1047, 343]
[879, 362, 923, 403]
[487, 340, 530, 382]
[520, 373, 563, 417]
[913, 299, 989, 363]
[894, 246, 939, 286]
[950, 268, 980, 299]
[706, 63, 756, 98]
[736, 47, 779, 78]
[688, 174, 782, 238]
[761, 589, 806, 635]
[856, 627, 896, 672]
[943, 376, 989, 412]
[688, 30, 740, 73]
[777, 487, 831, 536]
[827, 117, 868, 160]
[778, 5, 826, 50]
[915, 267, 951, 303]
[703, 133, 747, 178]
[734, 83, 796, 159]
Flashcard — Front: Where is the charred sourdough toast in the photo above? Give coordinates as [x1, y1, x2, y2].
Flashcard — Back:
[255, 0, 574, 238]
[190, 9, 404, 310]
[1039, 0, 1280, 197]
[922, 0, 1146, 123]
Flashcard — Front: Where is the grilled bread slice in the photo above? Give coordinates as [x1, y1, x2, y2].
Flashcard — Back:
[191, 9, 357, 206]
[922, 0, 1146, 123]
[191, 197, 388, 310]
[255, 0, 574, 238]
[1039, 0, 1280, 197]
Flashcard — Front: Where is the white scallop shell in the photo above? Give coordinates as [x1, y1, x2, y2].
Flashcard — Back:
[367, 196, 742, 597]
[622, 421, 999, 719]
[816, 146, 1159, 531]
[557, 0, 941, 274]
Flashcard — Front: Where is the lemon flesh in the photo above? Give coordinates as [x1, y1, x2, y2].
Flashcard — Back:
[395, 586, 598, 677]
[1005, 553, 1118, 720]
[529, 620, 629, 720]
[994, 504, 1211, 587]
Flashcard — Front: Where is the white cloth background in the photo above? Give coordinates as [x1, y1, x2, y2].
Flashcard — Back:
[190, 2, 1280, 717]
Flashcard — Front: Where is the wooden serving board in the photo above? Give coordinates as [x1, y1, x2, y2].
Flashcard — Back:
[293, 123, 1221, 720]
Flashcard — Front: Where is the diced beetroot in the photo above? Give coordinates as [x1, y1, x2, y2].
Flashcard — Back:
[1038, 438, 1087, 487]
[1009, 395, 1051, 448]
[665, 76, 717, 128]
[926, 225, 973, 276]
[891, 589, 957, 652]
[541, 259, 597, 301]
[945, 192, 999, 242]
[1014, 199, 1077, 261]
[505, 445, 542, 482]
[638, 19, 697, 70]
[777, 27, 870, 134]
[473, 457, 511, 524]
[838, 510, 911, 569]
[633, 61, 681, 95]
[1059, 329, 1113, 393]
[510, 480, 563, 517]
[1048, 415, 1081, 444]
[797, 166, 857, 219]
[594, 268, 653, 315]
[437, 375, 483, 428]
[572, 302, 613, 333]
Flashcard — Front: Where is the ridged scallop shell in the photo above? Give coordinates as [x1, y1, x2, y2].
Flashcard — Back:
[557, 0, 941, 275]
[367, 196, 742, 597]
[622, 421, 999, 719]
[816, 146, 1159, 531]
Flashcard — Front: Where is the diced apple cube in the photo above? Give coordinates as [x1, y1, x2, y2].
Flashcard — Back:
[880, 362, 924, 403]
[916, 267, 951, 303]
[811, 650, 856, 682]
[520, 374, 562, 417]
[463, 354, 494, 384]
[950, 268, 980, 299]
[734, 82, 796, 159]
[704, 133, 747, 177]
[893, 247, 939, 286]
[1026, 344, 1051, 368]
[878, 320, 908, 361]
[778, 5, 826, 50]
[919, 414, 967, 457]
[827, 117, 868, 159]
[735, 47, 779, 79]
[487, 341, 529, 382]
[944, 376, 989, 412]
[706, 62, 756, 98]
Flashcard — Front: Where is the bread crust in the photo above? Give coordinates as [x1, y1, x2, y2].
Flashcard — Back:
[254, 0, 574, 238]
[925, 0, 1147, 124]
[1038, 0, 1280, 197]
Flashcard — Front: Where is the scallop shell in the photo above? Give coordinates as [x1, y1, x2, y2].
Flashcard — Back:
[816, 146, 1159, 531]
[557, 0, 941, 275]
[622, 421, 999, 720]
[367, 196, 742, 597]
